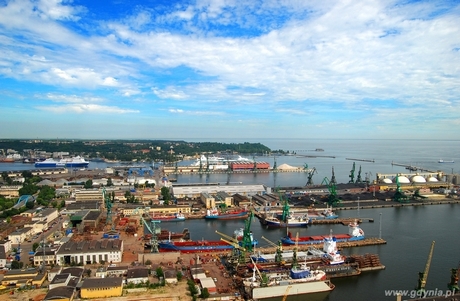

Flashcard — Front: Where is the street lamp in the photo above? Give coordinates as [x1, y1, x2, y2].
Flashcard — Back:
[357, 197, 360, 217]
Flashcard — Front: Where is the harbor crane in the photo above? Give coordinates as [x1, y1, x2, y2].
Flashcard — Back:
[416, 241, 435, 294]
[261, 236, 284, 264]
[133, 207, 161, 253]
[448, 261, 460, 293]
[220, 237, 247, 264]
[393, 174, 409, 203]
[102, 188, 114, 231]
[321, 177, 341, 207]
[348, 162, 355, 183]
[330, 167, 337, 185]
[355, 165, 363, 183]
[306, 167, 317, 186]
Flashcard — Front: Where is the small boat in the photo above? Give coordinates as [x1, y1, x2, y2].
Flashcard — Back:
[439, 159, 454, 163]
[205, 207, 248, 220]
[151, 212, 186, 222]
[158, 239, 234, 253]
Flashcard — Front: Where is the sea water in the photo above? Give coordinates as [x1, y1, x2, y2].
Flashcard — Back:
[1, 138, 459, 300]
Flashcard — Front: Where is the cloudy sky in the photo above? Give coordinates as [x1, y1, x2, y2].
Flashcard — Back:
[1, 0, 459, 140]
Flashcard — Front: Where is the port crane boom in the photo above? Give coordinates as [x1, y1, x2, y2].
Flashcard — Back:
[416, 241, 435, 292]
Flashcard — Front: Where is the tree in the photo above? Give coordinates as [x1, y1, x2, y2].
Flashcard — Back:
[32, 243, 40, 252]
[161, 187, 171, 205]
[107, 178, 113, 187]
[155, 267, 164, 279]
[11, 260, 23, 269]
[200, 287, 210, 299]
[84, 179, 93, 189]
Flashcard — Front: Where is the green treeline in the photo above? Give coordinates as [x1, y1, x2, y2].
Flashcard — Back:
[0, 139, 275, 163]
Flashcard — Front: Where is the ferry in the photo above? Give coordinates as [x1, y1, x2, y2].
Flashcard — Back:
[35, 156, 89, 168]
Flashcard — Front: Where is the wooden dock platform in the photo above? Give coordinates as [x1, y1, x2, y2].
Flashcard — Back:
[255, 238, 387, 254]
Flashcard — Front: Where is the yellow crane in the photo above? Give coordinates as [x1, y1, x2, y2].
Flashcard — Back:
[416, 241, 435, 293]
[261, 236, 284, 264]
[216, 230, 239, 244]
[282, 285, 293, 301]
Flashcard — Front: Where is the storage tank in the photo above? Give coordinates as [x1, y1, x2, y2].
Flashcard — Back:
[411, 175, 426, 183]
[394, 176, 410, 184]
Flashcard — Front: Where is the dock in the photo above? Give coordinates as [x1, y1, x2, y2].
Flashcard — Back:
[255, 238, 387, 253]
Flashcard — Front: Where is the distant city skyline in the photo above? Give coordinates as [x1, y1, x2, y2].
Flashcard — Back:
[1, 0, 459, 140]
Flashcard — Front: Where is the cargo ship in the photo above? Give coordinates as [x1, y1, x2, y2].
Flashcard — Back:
[281, 221, 365, 246]
[205, 207, 248, 220]
[158, 239, 234, 253]
[151, 212, 186, 222]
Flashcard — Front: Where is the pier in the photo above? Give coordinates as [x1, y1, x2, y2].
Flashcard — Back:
[254, 238, 387, 254]
[346, 157, 375, 163]
[390, 161, 437, 173]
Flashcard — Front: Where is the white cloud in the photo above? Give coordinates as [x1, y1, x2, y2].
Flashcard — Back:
[37, 103, 139, 114]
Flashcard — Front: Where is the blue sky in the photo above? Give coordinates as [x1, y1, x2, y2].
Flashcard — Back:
[1, 0, 459, 140]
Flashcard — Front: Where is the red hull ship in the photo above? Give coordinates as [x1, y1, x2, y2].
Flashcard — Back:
[158, 240, 233, 253]
[205, 208, 248, 220]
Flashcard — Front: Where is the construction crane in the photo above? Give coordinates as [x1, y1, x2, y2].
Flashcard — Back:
[348, 162, 355, 183]
[321, 177, 341, 207]
[447, 261, 460, 293]
[416, 241, 435, 294]
[306, 167, 317, 186]
[261, 236, 284, 264]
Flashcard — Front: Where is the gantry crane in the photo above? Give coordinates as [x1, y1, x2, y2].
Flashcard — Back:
[448, 261, 460, 293]
[306, 167, 317, 186]
[348, 162, 356, 183]
[416, 241, 435, 294]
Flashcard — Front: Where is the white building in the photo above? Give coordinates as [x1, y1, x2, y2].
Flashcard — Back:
[55, 239, 123, 265]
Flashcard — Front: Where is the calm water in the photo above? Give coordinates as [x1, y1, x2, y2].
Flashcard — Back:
[151, 205, 460, 301]
[2, 138, 459, 301]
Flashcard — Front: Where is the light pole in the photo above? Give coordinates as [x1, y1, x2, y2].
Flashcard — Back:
[357, 197, 360, 217]
[379, 213, 382, 239]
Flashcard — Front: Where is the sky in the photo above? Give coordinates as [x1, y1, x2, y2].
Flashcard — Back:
[1, 0, 459, 140]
